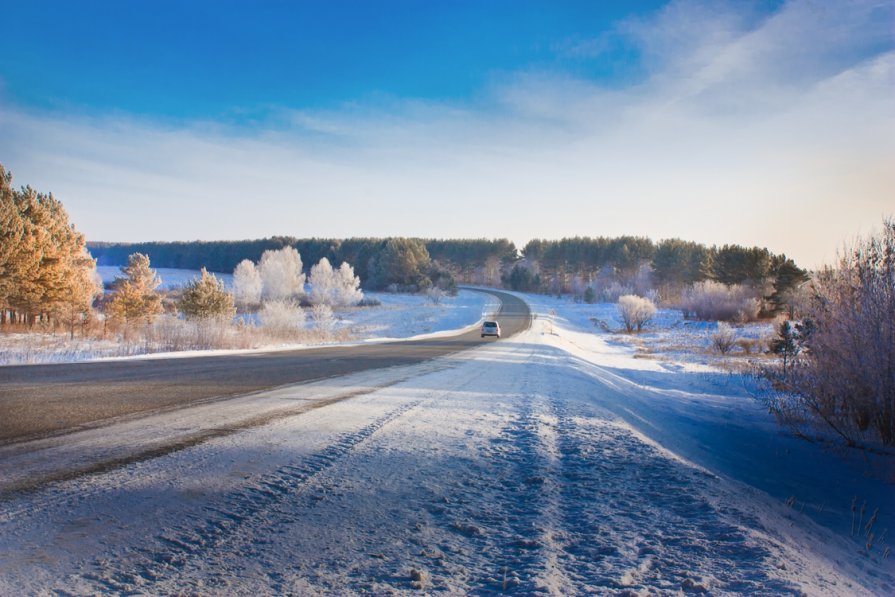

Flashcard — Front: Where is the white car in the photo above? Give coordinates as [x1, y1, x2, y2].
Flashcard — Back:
[481, 321, 500, 338]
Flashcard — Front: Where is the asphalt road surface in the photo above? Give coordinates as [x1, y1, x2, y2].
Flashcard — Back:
[0, 289, 530, 445]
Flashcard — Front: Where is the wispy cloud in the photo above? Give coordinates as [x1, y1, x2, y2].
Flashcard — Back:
[0, 0, 891, 267]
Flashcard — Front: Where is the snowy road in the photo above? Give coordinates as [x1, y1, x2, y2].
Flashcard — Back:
[1, 303, 892, 594]
[0, 290, 523, 444]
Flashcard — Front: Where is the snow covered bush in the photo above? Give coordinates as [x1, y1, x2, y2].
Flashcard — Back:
[311, 303, 335, 336]
[763, 221, 895, 447]
[679, 281, 761, 322]
[600, 281, 634, 303]
[308, 258, 364, 307]
[711, 322, 736, 354]
[617, 294, 656, 333]
[258, 300, 306, 338]
[232, 259, 262, 308]
[259, 247, 305, 301]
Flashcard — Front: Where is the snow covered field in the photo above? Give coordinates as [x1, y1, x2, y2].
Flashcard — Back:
[521, 292, 774, 371]
[97, 265, 231, 290]
[1, 294, 892, 594]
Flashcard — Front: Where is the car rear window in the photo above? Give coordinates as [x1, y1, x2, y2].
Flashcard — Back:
[484, 322, 497, 327]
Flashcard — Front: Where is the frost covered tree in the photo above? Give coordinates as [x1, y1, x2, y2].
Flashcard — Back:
[259, 247, 305, 301]
[765, 220, 895, 447]
[232, 259, 262, 308]
[679, 281, 761, 322]
[107, 253, 164, 339]
[308, 257, 336, 306]
[178, 268, 236, 321]
[617, 294, 656, 333]
[335, 262, 363, 305]
[309, 257, 363, 307]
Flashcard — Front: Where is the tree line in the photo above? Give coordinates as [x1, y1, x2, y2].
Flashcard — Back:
[507, 236, 805, 315]
[88, 237, 520, 291]
[91, 235, 803, 308]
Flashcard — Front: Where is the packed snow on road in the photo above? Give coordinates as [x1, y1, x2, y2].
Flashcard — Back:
[1, 295, 892, 595]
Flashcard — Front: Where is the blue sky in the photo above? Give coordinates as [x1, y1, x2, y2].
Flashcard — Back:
[0, 1, 892, 267]
[2, 1, 673, 117]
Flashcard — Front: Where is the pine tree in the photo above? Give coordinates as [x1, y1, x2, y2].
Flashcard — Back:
[0, 165, 98, 328]
[0, 166, 26, 323]
[178, 268, 236, 320]
[768, 257, 808, 316]
[107, 253, 164, 339]
[770, 320, 801, 376]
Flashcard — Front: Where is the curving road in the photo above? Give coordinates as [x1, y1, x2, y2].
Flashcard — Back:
[0, 289, 530, 445]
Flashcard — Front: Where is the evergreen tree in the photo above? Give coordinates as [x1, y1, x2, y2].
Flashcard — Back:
[107, 253, 164, 339]
[0, 164, 98, 327]
[503, 264, 538, 291]
[770, 319, 801, 376]
[370, 238, 430, 289]
[178, 268, 236, 320]
[768, 256, 809, 315]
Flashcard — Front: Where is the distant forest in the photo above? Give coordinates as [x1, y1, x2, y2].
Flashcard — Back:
[88, 238, 518, 290]
[88, 236, 804, 306]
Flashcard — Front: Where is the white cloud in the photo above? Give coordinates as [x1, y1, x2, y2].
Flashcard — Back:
[0, 0, 891, 267]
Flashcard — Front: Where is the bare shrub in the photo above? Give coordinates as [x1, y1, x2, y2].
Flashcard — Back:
[311, 303, 335, 336]
[356, 297, 382, 307]
[601, 282, 633, 303]
[146, 315, 191, 352]
[735, 338, 759, 355]
[192, 318, 231, 349]
[680, 281, 761, 322]
[144, 314, 238, 351]
[427, 287, 445, 305]
[711, 322, 736, 354]
[762, 220, 895, 447]
[258, 300, 306, 339]
[617, 295, 656, 333]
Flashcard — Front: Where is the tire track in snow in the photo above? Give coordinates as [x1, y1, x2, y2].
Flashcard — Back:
[529, 352, 802, 594]
[152, 349, 506, 595]
[61, 396, 426, 595]
[417, 343, 571, 594]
